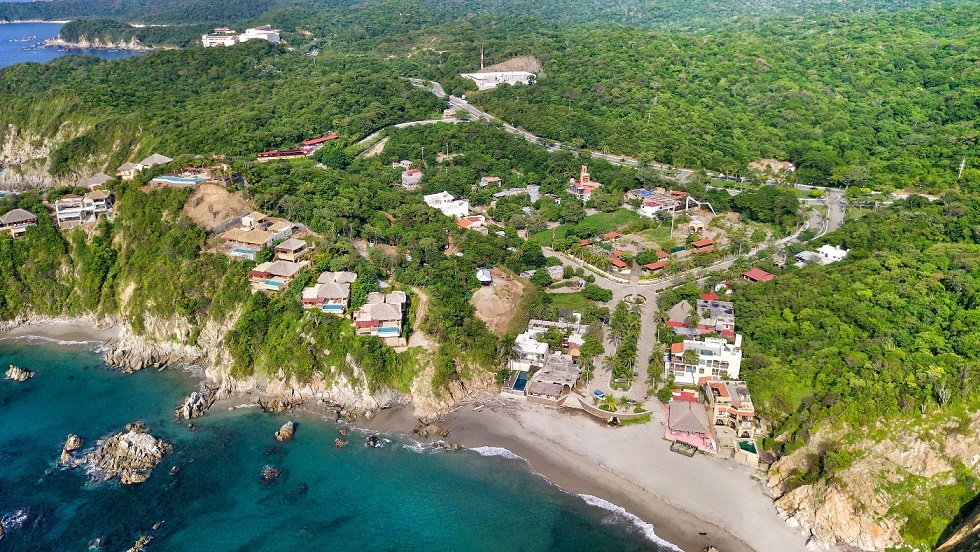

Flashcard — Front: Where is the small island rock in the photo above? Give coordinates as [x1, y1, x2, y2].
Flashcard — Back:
[5, 365, 34, 382]
[82, 422, 172, 484]
[275, 421, 295, 442]
[333, 438, 348, 448]
[59, 434, 84, 464]
[174, 389, 215, 420]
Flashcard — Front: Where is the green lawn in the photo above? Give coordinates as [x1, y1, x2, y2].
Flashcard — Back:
[545, 291, 597, 311]
[637, 225, 672, 244]
[530, 209, 642, 247]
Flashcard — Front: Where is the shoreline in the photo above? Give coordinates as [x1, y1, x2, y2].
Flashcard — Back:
[0, 321, 809, 551]
[0, 20, 72, 24]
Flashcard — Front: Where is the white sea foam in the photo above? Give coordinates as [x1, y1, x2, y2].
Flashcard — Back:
[578, 494, 683, 551]
[469, 446, 524, 461]
[402, 440, 428, 454]
[4, 335, 106, 349]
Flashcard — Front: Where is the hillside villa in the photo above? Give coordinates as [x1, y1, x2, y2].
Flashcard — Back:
[202, 25, 281, 47]
[354, 291, 406, 339]
[248, 259, 306, 292]
[460, 71, 536, 90]
[220, 212, 295, 260]
[401, 169, 423, 188]
[457, 215, 487, 232]
[301, 271, 357, 313]
[0, 208, 38, 237]
[479, 176, 502, 188]
[78, 173, 112, 191]
[116, 153, 173, 181]
[274, 238, 312, 262]
[742, 267, 774, 283]
[795, 244, 849, 267]
[54, 191, 113, 226]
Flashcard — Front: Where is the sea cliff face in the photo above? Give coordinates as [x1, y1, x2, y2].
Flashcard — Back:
[42, 36, 157, 52]
[767, 416, 980, 551]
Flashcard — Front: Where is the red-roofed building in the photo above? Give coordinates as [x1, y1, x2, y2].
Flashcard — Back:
[657, 251, 670, 260]
[695, 246, 715, 254]
[578, 239, 591, 247]
[670, 342, 685, 354]
[671, 389, 700, 403]
[456, 215, 486, 230]
[666, 320, 686, 328]
[480, 176, 502, 187]
[644, 261, 667, 272]
[742, 268, 774, 283]
[612, 249, 624, 258]
[302, 134, 338, 147]
[602, 232, 621, 240]
[568, 165, 601, 202]
[690, 238, 714, 251]
[609, 257, 628, 272]
[701, 293, 718, 301]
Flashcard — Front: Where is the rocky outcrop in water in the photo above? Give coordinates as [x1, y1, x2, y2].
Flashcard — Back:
[275, 421, 295, 442]
[83, 422, 172, 484]
[59, 434, 83, 465]
[126, 535, 152, 552]
[175, 389, 216, 420]
[334, 438, 347, 448]
[104, 328, 207, 373]
[5, 365, 33, 382]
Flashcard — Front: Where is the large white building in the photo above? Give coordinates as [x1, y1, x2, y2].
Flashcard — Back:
[202, 25, 281, 48]
[460, 71, 536, 90]
[665, 335, 743, 386]
[423, 191, 470, 218]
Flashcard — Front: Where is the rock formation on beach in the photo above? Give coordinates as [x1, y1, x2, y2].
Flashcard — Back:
[59, 434, 84, 465]
[275, 421, 295, 442]
[259, 397, 302, 414]
[415, 423, 449, 439]
[175, 389, 216, 420]
[82, 422, 172, 484]
[5, 365, 33, 382]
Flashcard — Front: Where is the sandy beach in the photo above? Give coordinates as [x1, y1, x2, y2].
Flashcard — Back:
[363, 400, 811, 552]
[0, 318, 121, 344]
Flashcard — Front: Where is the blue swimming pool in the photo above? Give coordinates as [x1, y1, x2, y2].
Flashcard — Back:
[151, 176, 206, 185]
[231, 247, 257, 258]
[513, 371, 529, 392]
[264, 280, 284, 289]
[377, 326, 401, 337]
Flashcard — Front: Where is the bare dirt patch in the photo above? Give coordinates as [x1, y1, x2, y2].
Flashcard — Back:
[470, 268, 524, 335]
[748, 158, 795, 173]
[362, 136, 389, 158]
[182, 183, 251, 230]
[480, 55, 542, 74]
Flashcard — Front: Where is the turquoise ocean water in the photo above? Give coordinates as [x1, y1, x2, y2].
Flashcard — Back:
[0, 22, 138, 68]
[0, 340, 674, 551]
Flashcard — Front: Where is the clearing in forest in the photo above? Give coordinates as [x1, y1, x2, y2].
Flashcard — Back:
[470, 268, 524, 335]
[182, 183, 251, 230]
[480, 56, 542, 75]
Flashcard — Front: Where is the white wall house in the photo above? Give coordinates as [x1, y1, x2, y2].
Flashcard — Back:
[665, 335, 743, 386]
[202, 25, 280, 48]
[424, 191, 470, 218]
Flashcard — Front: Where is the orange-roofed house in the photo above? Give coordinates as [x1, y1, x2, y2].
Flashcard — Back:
[602, 232, 621, 240]
[644, 261, 667, 272]
[608, 257, 628, 273]
[742, 267, 774, 283]
[690, 239, 714, 252]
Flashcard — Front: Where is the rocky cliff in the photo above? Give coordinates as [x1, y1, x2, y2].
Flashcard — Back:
[768, 414, 980, 551]
[936, 502, 980, 552]
[43, 36, 157, 52]
[0, 123, 123, 189]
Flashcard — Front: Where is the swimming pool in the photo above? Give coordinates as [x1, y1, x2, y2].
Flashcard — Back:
[264, 280, 284, 289]
[150, 176, 205, 186]
[737, 440, 758, 454]
[231, 247, 257, 258]
[377, 326, 401, 337]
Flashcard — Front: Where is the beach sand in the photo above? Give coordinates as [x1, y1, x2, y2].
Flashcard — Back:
[0, 319, 121, 344]
[363, 400, 811, 552]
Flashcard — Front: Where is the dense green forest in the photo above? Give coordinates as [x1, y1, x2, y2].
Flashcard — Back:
[0, 41, 443, 178]
[735, 194, 980, 546]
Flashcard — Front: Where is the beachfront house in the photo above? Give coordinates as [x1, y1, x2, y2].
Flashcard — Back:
[0, 208, 38, 237]
[353, 291, 406, 339]
[665, 335, 743, 386]
[248, 260, 305, 292]
[667, 400, 711, 449]
[525, 353, 581, 407]
[705, 380, 757, 439]
[301, 271, 357, 313]
[568, 165, 601, 202]
[274, 238, 312, 262]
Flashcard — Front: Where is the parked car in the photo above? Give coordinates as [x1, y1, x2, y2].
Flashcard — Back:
[593, 389, 606, 400]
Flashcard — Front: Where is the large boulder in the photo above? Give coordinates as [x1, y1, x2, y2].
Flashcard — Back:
[415, 423, 449, 439]
[259, 397, 302, 414]
[275, 421, 295, 442]
[175, 389, 216, 420]
[82, 422, 172, 484]
[59, 434, 84, 465]
[5, 365, 33, 382]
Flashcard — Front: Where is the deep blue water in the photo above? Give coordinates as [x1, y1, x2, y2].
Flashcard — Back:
[0, 22, 138, 68]
[0, 340, 671, 551]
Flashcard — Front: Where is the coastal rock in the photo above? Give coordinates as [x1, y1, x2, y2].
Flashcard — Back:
[43, 36, 156, 52]
[339, 428, 350, 437]
[59, 434, 83, 464]
[275, 421, 295, 442]
[415, 423, 449, 439]
[175, 389, 216, 420]
[127, 535, 152, 552]
[82, 422, 172, 484]
[5, 365, 33, 382]
[260, 466, 282, 484]
[365, 435, 383, 448]
[259, 397, 302, 414]
[334, 438, 348, 448]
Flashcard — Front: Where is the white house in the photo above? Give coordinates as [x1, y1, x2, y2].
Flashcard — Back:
[638, 201, 663, 218]
[817, 244, 848, 263]
[54, 195, 96, 225]
[401, 168, 423, 188]
[460, 71, 536, 90]
[240, 25, 280, 44]
[424, 191, 470, 218]
[665, 335, 743, 386]
[202, 25, 280, 47]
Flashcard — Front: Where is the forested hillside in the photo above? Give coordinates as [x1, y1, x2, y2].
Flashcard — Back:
[735, 194, 980, 548]
[57, 19, 212, 48]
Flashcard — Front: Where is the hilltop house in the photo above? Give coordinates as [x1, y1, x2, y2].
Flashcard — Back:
[568, 165, 601, 202]
[424, 191, 470, 218]
[742, 267, 774, 283]
[665, 335, 743, 386]
[54, 195, 96, 225]
[221, 212, 294, 258]
[479, 176, 502, 188]
[301, 271, 357, 313]
[796, 244, 849, 267]
[116, 153, 173, 180]
[0, 208, 37, 237]
[460, 71, 536, 90]
[354, 291, 406, 338]
[457, 215, 486, 231]
[202, 25, 280, 47]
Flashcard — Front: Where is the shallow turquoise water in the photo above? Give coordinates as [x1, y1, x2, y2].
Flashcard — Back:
[0, 340, 671, 551]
